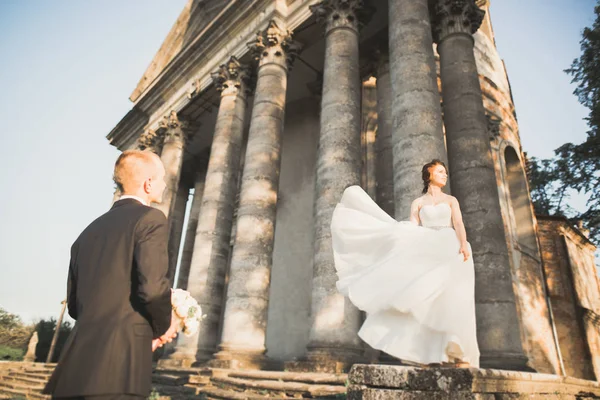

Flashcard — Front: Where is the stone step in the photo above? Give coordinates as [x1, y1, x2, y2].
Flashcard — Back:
[8, 371, 52, 380]
[0, 374, 48, 386]
[22, 368, 54, 375]
[0, 379, 45, 392]
[152, 383, 200, 398]
[211, 376, 346, 398]
[0, 386, 30, 399]
[227, 370, 348, 385]
[152, 373, 191, 386]
[199, 386, 294, 400]
[27, 392, 51, 400]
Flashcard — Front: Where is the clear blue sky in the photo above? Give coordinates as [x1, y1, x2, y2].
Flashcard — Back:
[0, 0, 596, 323]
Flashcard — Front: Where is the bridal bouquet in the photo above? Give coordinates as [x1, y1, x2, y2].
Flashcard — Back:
[171, 289, 205, 336]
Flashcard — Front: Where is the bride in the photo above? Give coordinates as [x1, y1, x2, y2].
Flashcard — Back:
[331, 159, 480, 367]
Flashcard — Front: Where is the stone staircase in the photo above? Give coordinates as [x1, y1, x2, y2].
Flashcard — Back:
[152, 367, 348, 399]
[0, 362, 54, 399]
[0, 362, 348, 400]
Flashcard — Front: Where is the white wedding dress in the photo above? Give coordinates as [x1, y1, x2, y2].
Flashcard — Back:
[331, 185, 480, 367]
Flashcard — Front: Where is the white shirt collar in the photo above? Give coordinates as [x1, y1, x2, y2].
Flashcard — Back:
[119, 195, 148, 206]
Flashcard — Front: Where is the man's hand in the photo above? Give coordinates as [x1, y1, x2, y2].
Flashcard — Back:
[151, 310, 180, 352]
[152, 338, 164, 352]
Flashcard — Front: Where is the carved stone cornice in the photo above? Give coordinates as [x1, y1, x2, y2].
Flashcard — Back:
[137, 129, 162, 152]
[430, 0, 485, 43]
[249, 20, 302, 71]
[310, 0, 375, 34]
[210, 56, 253, 97]
[188, 79, 202, 99]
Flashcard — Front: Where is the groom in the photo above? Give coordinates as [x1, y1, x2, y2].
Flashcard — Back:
[44, 150, 178, 400]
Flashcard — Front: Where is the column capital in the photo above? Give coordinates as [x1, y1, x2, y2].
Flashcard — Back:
[137, 129, 161, 152]
[159, 111, 198, 145]
[310, 0, 375, 35]
[211, 56, 253, 97]
[249, 20, 302, 71]
[430, 0, 485, 43]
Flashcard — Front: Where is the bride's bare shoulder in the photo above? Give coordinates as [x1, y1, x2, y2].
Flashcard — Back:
[411, 196, 425, 210]
[412, 196, 426, 205]
[445, 194, 460, 206]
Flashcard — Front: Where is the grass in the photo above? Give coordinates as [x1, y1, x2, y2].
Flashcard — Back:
[0, 345, 24, 361]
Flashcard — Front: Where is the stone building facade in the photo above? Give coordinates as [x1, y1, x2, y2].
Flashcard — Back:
[107, 0, 599, 378]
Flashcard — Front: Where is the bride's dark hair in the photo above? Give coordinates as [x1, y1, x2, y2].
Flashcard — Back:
[422, 159, 448, 194]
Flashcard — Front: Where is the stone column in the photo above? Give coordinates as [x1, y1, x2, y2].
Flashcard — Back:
[431, 0, 529, 370]
[374, 50, 394, 217]
[176, 160, 208, 290]
[212, 21, 300, 369]
[155, 112, 188, 217]
[305, 0, 373, 369]
[388, 0, 448, 220]
[162, 57, 251, 367]
[153, 112, 197, 284]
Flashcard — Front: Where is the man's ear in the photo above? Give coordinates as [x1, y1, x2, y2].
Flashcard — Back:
[143, 178, 152, 194]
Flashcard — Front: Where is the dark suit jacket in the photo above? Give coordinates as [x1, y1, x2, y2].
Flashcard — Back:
[43, 199, 172, 398]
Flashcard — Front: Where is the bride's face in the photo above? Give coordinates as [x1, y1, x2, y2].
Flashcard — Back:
[429, 164, 448, 188]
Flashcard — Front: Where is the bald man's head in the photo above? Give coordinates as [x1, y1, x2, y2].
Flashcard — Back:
[113, 150, 166, 203]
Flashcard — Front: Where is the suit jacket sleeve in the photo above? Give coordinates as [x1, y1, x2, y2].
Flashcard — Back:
[134, 208, 172, 338]
[67, 243, 78, 320]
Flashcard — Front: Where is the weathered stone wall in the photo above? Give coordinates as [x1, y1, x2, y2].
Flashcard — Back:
[472, 25, 561, 374]
[538, 217, 599, 380]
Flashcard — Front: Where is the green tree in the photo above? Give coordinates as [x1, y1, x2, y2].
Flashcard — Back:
[34, 318, 73, 363]
[525, 155, 567, 216]
[0, 308, 34, 350]
[530, 1, 600, 244]
[559, 0, 600, 243]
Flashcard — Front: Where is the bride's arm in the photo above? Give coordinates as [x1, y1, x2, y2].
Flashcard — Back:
[409, 198, 421, 225]
[450, 197, 471, 261]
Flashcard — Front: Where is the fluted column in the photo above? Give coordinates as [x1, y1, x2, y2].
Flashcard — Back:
[155, 112, 187, 215]
[176, 162, 208, 290]
[374, 50, 394, 217]
[162, 57, 251, 367]
[153, 112, 197, 284]
[305, 0, 373, 366]
[213, 21, 300, 369]
[431, 0, 529, 370]
[388, 0, 448, 220]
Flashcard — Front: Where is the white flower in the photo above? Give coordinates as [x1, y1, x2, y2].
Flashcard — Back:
[183, 318, 200, 336]
[170, 289, 205, 335]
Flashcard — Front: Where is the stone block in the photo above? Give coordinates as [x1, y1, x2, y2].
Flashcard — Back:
[350, 364, 474, 391]
[348, 365, 600, 399]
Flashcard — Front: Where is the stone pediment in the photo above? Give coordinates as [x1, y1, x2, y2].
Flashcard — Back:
[130, 0, 230, 102]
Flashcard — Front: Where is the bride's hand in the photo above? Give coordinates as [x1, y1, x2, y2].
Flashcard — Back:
[459, 243, 470, 261]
